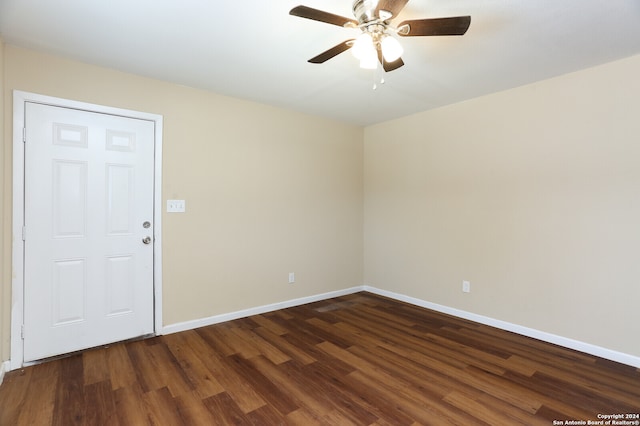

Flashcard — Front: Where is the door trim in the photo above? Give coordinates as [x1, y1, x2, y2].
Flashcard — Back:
[11, 91, 163, 370]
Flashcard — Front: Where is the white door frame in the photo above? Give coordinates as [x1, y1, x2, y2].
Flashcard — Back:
[11, 91, 163, 370]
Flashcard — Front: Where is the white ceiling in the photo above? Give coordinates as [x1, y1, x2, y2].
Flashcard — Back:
[1, 0, 639, 126]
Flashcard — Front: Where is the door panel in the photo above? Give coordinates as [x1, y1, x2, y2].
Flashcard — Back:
[52, 259, 86, 325]
[53, 160, 88, 237]
[105, 255, 135, 315]
[106, 164, 135, 235]
[23, 102, 155, 362]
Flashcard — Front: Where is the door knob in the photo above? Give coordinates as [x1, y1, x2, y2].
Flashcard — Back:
[142, 236, 152, 244]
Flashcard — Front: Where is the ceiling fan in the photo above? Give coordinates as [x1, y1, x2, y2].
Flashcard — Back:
[290, 0, 471, 72]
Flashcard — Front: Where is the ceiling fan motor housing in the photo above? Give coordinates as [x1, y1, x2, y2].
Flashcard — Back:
[352, 0, 387, 24]
[352, 0, 394, 48]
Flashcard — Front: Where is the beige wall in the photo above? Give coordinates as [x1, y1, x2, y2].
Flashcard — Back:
[364, 54, 640, 357]
[1, 45, 364, 361]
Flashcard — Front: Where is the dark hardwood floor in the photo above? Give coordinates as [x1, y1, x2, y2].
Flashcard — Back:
[1, 292, 639, 425]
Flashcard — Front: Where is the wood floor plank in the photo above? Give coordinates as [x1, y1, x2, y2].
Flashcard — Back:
[149, 339, 196, 397]
[224, 354, 299, 416]
[505, 369, 637, 416]
[347, 344, 452, 401]
[502, 354, 544, 377]
[245, 404, 285, 425]
[279, 359, 375, 424]
[163, 331, 226, 399]
[420, 333, 509, 375]
[348, 368, 479, 426]
[191, 328, 268, 413]
[215, 325, 262, 359]
[129, 338, 194, 398]
[298, 359, 380, 425]
[318, 341, 479, 425]
[537, 365, 640, 408]
[268, 313, 326, 347]
[13, 361, 59, 426]
[142, 386, 187, 426]
[253, 325, 318, 365]
[201, 391, 252, 425]
[285, 407, 324, 425]
[173, 390, 217, 425]
[228, 325, 292, 364]
[125, 339, 169, 393]
[357, 303, 419, 328]
[195, 326, 238, 357]
[336, 310, 472, 370]
[475, 390, 550, 426]
[457, 365, 543, 414]
[321, 408, 360, 425]
[51, 354, 85, 426]
[249, 355, 336, 418]
[443, 390, 530, 426]
[299, 353, 416, 425]
[1, 292, 638, 425]
[83, 380, 119, 426]
[113, 383, 151, 426]
[0, 367, 32, 425]
[250, 314, 290, 335]
[82, 347, 109, 386]
[105, 343, 139, 391]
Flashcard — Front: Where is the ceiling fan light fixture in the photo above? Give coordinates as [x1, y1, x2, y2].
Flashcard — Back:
[359, 51, 378, 69]
[290, 1, 471, 73]
[381, 35, 403, 62]
[351, 32, 374, 60]
[353, 32, 377, 68]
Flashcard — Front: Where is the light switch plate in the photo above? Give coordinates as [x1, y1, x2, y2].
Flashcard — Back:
[167, 199, 186, 213]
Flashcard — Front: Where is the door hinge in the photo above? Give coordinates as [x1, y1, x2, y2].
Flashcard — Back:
[22, 226, 26, 241]
[21, 325, 25, 339]
[23, 127, 26, 143]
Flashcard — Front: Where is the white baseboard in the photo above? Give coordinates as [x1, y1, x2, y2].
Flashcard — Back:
[363, 285, 640, 368]
[0, 360, 9, 387]
[160, 284, 639, 368]
[161, 286, 364, 335]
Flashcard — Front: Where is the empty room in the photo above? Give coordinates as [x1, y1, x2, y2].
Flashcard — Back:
[0, 0, 639, 424]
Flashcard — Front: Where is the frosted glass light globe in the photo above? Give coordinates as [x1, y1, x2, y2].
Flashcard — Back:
[381, 36, 403, 62]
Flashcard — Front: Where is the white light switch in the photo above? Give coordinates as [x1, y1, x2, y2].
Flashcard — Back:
[167, 199, 186, 213]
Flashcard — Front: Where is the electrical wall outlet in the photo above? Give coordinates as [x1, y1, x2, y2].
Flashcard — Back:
[462, 280, 471, 293]
[288, 272, 295, 284]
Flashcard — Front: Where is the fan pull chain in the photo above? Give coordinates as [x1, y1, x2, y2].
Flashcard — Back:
[372, 63, 385, 90]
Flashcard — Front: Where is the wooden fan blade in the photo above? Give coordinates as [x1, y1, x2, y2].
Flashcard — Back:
[309, 40, 355, 64]
[377, 49, 404, 72]
[375, 0, 409, 19]
[290, 5, 358, 27]
[383, 56, 404, 72]
[398, 16, 471, 36]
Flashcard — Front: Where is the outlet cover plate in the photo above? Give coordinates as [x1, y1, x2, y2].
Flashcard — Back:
[167, 199, 186, 213]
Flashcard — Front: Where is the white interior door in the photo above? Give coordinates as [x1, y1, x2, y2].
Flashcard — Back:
[23, 102, 155, 362]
